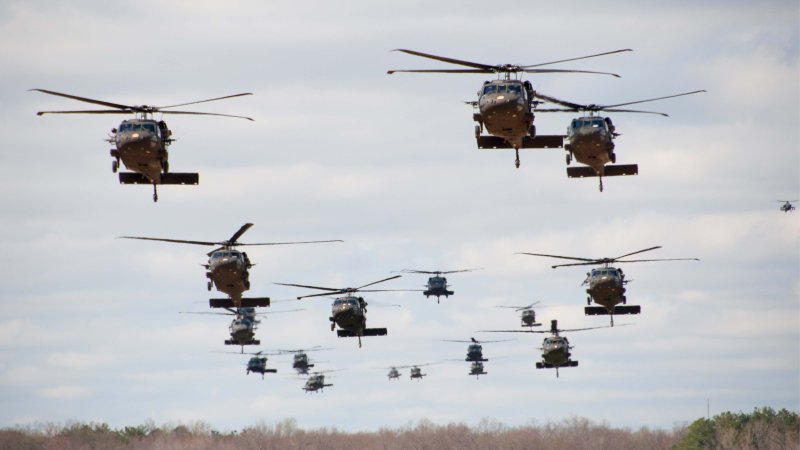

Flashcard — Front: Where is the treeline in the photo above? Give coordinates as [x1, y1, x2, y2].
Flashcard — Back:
[0, 407, 796, 450]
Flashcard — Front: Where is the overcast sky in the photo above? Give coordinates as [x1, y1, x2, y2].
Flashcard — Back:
[0, 0, 797, 433]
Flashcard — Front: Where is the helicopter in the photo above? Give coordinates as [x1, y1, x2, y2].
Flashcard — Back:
[440, 337, 512, 362]
[226, 312, 260, 351]
[518, 246, 698, 325]
[245, 353, 278, 379]
[496, 302, 541, 328]
[276, 275, 407, 348]
[482, 319, 616, 378]
[273, 346, 332, 375]
[388, 48, 631, 169]
[396, 268, 482, 303]
[469, 361, 488, 378]
[382, 363, 433, 381]
[30, 89, 253, 202]
[534, 90, 705, 191]
[120, 223, 342, 309]
[778, 200, 797, 213]
[302, 371, 338, 393]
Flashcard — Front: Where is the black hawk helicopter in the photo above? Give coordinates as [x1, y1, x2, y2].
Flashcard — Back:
[482, 319, 616, 378]
[778, 200, 797, 213]
[534, 90, 705, 191]
[182, 307, 304, 352]
[120, 223, 342, 309]
[396, 268, 482, 303]
[273, 346, 332, 375]
[216, 349, 280, 378]
[388, 48, 630, 168]
[469, 361, 488, 379]
[276, 275, 407, 348]
[496, 302, 542, 328]
[302, 370, 340, 393]
[30, 89, 253, 202]
[518, 246, 698, 325]
[381, 363, 433, 381]
[439, 337, 512, 362]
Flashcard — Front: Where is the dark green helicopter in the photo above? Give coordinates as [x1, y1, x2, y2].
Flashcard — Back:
[302, 370, 342, 393]
[217, 349, 278, 378]
[276, 275, 407, 348]
[388, 48, 630, 169]
[440, 337, 512, 362]
[397, 268, 482, 303]
[534, 90, 705, 191]
[121, 223, 342, 309]
[482, 319, 617, 378]
[469, 361, 488, 379]
[273, 346, 332, 375]
[30, 89, 253, 201]
[496, 302, 541, 328]
[381, 363, 433, 381]
[518, 246, 698, 326]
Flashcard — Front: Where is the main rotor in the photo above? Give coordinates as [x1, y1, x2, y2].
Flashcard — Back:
[517, 246, 699, 269]
[275, 275, 407, 300]
[535, 90, 706, 117]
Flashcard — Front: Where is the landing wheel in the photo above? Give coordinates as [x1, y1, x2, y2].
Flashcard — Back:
[474, 125, 481, 138]
[514, 148, 520, 169]
[111, 160, 118, 173]
[162, 161, 169, 173]
[566, 153, 572, 165]
[587, 297, 591, 306]
[207, 281, 212, 291]
[330, 322, 335, 331]
[610, 152, 616, 163]
[528, 124, 536, 137]
[622, 295, 627, 305]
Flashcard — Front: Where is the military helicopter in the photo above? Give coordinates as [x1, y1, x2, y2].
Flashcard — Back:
[216, 349, 279, 378]
[518, 246, 698, 325]
[30, 89, 253, 202]
[482, 319, 616, 378]
[302, 370, 339, 393]
[120, 223, 342, 308]
[440, 337, 512, 362]
[396, 268, 482, 303]
[778, 200, 797, 213]
[276, 275, 407, 348]
[534, 90, 705, 191]
[273, 346, 332, 375]
[469, 361, 488, 378]
[388, 48, 631, 169]
[496, 302, 541, 328]
[381, 363, 433, 381]
[226, 312, 260, 351]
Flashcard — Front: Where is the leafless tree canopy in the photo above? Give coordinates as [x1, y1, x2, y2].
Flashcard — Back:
[0, 408, 796, 450]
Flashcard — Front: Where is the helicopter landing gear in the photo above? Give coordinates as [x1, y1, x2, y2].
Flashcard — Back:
[598, 177, 604, 192]
[207, 281, 212, 291]
[152, 184, 159, 202]
[474, 124, 481, 138]
[566, 153, 572, 165]
[587, 297, 591, 306]
[610, 152, 616, 163]
[528, 124, 536, 138]
[162, 160, 169, 173]
[514, 148, 520, 169]
[111, 160, 119, 173]
[622, 295, 627, 305]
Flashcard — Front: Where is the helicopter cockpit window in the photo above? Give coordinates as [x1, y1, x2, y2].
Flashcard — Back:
[592, 118, 606, 128]
[506, 84, 521, 93]
[482, 85, 497, 95]
[119, 123, 132, 132]
[143, 123, 157, 133]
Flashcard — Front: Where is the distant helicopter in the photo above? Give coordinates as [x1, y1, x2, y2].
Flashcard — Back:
[276, 275, 407, 348]
[535, 90, 705, 191]
[396, 268, 482, 303]
[273, 346, 332, 375]
[226, 312, 260, 351]
[518, 246, 698, 325]
[382, 363, 433, 381]
[778, 200, 797, 213]
[482, 319, 616, 378]
[216, 349, 278, 378]
[388, 48, 631, 169]
[120, 223, 342, 308]
[440, 337, 512, 362]
[469, 361, 488, 379]
[302, 371, 337, 393]
[30, 89, 253, 201]
[496, 302, 542, 328]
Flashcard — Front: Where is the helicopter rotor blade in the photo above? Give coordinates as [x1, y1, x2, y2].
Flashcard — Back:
[600, 108, 668, 116]
[440, 268, 483, 274]
[387, 69, 492, 74]
[355, 275, 402, 291]
[390, 49, 496, 71]
[29, 89, 133, 110]
[242, 239, 344, 246]
[118, 236, 217, 246]
[612, 246, 663, 261]
[157, 92, 253, 109]
[516, 252, 597, 263]
[35, 109, 136, 116]
[158, 111, 254, 121]
[227, 223, 254, 245]
[523, 68, 620, 77]
[297, 291, 349, 300]
[534, 93, 585, 110]
[274, 282, 339, 292]
[614, 258, 700, 264]
[532, 108, 580, 113]
[522, 49, 632, 68]
[599, 90, 706, 109]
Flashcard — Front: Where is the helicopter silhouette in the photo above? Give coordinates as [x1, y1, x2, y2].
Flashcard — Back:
[302, 370, 341, 393]
[396, 268, 481, 303]
[534, 90, 705, 191]
[518, 246, 698, 325]
[272, 346, 332, 375]
[181, 306, 304, 352]
[30, 89, 253, 202]
[215, 349, 279, 378]
[120, 223, 342, 309]
[388, 48, 630, 169]
[439, 337, 512, 362]
[381, 363, 433, 381]
[496, 302, 542, 328]
[778, 200, 797, 213]
[276, 275, 408, 348]
[482, 319, 618, 378]
[468, 361, 488, 379]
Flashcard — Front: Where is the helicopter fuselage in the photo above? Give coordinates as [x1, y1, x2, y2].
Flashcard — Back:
[111, 119, 171, 182]
[228, 317, 257, 344]
[409, 367, 425, 380]
[423, 276, 453, 299]
[585, 266, 626, 310]
[387, 368, 401, 380]
[303, 374, 332, 393]
[474, 80, 535, 149]
[469, 361, 487, 377]
[330, 295, 367, 333]
[207, 249, 251, 302]
[520, 308, 539, 327]
[466, 343, 487, 362]
[541, 335, 573, 367]
[293, 353, 313, 374]
[780, 202, 796, 213]
[564, 116, 615, 173]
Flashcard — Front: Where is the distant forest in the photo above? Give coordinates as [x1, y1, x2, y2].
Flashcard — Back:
[0, 407, 796, 450]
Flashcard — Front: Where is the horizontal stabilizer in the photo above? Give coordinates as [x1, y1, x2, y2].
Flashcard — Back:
[584, 305, 641, 315]
[477, 135, 564, 149]
[567, 164, 638, 178]
[336, 328, 388, 338]
[225, 339, 260, 345]
[264, 369, 277, 373]
[536, 361, 578, 369]
[209, 297, 270, 308]
[119, 172, 199, 185]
